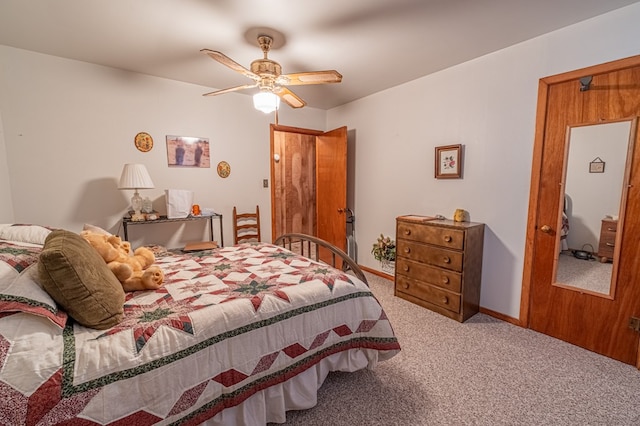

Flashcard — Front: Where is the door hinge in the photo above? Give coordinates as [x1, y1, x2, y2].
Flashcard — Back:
[628, 317, 640, 332]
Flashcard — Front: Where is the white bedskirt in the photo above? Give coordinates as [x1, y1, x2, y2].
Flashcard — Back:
[203, 348, 380, 425]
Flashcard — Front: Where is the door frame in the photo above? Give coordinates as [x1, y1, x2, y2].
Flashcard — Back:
[269, 124, 347, 252]
[520, 54, 640, 365]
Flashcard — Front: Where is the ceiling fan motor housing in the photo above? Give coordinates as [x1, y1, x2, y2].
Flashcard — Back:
[251, 59, 281, 77]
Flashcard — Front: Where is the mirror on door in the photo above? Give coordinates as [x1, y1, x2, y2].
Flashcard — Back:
[553, 119, 636, 296]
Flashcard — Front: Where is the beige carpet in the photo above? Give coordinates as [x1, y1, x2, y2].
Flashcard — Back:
[556, 251, 612, 294]
[273, 272, 640, 425]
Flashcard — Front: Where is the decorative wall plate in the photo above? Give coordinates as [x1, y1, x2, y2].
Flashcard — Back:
[217, 161, 231, 178]
[134, 132, 154, 152]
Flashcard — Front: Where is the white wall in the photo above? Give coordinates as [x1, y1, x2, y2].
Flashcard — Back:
[0, 46, 326, 247]
[0, 111, 14, 221]
[2, 4, 640, 320]
[327, 3, 640, 318]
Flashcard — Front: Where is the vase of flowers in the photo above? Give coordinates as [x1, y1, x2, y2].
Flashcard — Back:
[372, 234, 396, 273]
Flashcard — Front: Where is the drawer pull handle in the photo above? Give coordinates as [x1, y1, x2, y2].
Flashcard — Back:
[404, 230, 411, 236]
[441, 296, 449, 304]
[403, 265, 409, 272]
[443, 235, 452, 242]
[443, 256, 451, 264]
[607, 228, 616, 232]
[606, 242, 615, 247]
[404, 247, 411, 254]
[403, 283, 409, 290]
[442, 276, 449, 284]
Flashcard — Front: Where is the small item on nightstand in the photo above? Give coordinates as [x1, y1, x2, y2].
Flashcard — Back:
[453, 209, 469, 222]
[192, 204, 201, 216]
[131, 213, 146, 222]
[142, 197, 153, 213]
[146, 213, 158, 221]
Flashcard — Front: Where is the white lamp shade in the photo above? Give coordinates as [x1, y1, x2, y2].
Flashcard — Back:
[253, 91, 280, 113]
[118, 164, 154, 190]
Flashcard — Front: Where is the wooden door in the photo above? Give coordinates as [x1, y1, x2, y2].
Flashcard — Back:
[316, 126, 347, 253]
[271, 128, 317, 237]
[270, 125, 348, 252]
[522, 55, 640, 365]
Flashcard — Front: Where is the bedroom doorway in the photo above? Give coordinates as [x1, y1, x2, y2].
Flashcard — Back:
[522, 55, 640, 366]
[270, 124, 348, 256]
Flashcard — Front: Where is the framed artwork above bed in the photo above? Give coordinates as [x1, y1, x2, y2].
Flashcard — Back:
[166, 135, 210, 168]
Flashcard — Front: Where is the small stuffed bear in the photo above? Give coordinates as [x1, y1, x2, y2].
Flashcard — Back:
[80, 230, 164, 292]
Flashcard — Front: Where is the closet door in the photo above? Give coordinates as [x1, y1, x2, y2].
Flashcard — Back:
[523, 56, 640, 365]
[271, 128, 317, 238]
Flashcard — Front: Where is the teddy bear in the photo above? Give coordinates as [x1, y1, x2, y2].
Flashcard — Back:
[80, 230, 164, 292]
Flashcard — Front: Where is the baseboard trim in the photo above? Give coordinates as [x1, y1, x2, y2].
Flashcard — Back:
[359, 265, 394, 281]
[358, 264, 522, 327]
[479, 307, 522, 327]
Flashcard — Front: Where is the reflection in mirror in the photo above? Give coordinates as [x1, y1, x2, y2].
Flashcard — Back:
[554, 120, 635, 296]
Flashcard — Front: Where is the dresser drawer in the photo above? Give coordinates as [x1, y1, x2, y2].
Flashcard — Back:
[396, 276, 460, 313]
[598, 236, 616, 254]
[397, 221, 464, 250]
[395, 258, 462, 292]
[397, 240, 463, 272]
[597, 219, 617, 260]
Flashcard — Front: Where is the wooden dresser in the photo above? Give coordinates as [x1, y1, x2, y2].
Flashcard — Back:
[597, 218, 618, 263]
[394, 215, 485, 322]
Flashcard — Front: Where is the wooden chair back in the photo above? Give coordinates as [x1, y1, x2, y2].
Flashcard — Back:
[233, 205, 261, 244]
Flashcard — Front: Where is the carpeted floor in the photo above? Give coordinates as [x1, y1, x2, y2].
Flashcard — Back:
[556, 251, 612, 294]
[275, 272, 640, 425]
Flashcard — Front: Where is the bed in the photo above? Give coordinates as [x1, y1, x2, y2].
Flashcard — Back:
[0, 224, 400, 425]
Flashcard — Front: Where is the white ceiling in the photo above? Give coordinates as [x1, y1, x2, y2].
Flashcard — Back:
[1, 0, 638, 110]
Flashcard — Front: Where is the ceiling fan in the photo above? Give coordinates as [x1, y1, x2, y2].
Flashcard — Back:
[201, 34, 342, 109]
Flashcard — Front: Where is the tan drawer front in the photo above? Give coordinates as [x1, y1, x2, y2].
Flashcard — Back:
[598, 220, 617, 258]
[396, 276, 460, 313]
[397, 222, 464, 250]
[397, 240, 463, 272]
[395, 258, 462, 292]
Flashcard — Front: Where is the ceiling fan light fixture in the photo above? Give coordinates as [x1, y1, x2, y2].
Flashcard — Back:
[253, 91, 280, 113]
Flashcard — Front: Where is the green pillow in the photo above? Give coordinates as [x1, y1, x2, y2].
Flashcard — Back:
[37, 230, 125, 329]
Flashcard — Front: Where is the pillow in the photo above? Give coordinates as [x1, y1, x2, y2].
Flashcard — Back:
[82, 223, 112, 236]
[0, 241, 68, 328]
[37, 230, 125, 330]
[0, 224, 52, 245]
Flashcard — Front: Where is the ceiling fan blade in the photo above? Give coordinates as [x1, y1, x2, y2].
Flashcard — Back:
[275, 87, 306, 108]
[277, 70, 342, 86]
[200, 49, 259, 81]
[202, 83, 257, 97]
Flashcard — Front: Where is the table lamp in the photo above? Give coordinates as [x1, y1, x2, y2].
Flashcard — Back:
[118, 163, 154, 221]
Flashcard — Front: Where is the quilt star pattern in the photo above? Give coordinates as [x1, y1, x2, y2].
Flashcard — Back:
[0, 242, 400, 425]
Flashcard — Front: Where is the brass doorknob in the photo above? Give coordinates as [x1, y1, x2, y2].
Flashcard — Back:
[540, 225, 552, 233]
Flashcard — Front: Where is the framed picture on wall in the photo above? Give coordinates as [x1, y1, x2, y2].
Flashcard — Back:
[435, 144, 462, 179]
[589, 157, 605, 173]
[166, 135, 210, 168]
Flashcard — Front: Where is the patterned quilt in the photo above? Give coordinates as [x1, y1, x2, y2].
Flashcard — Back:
[0, 241, 400, 425]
